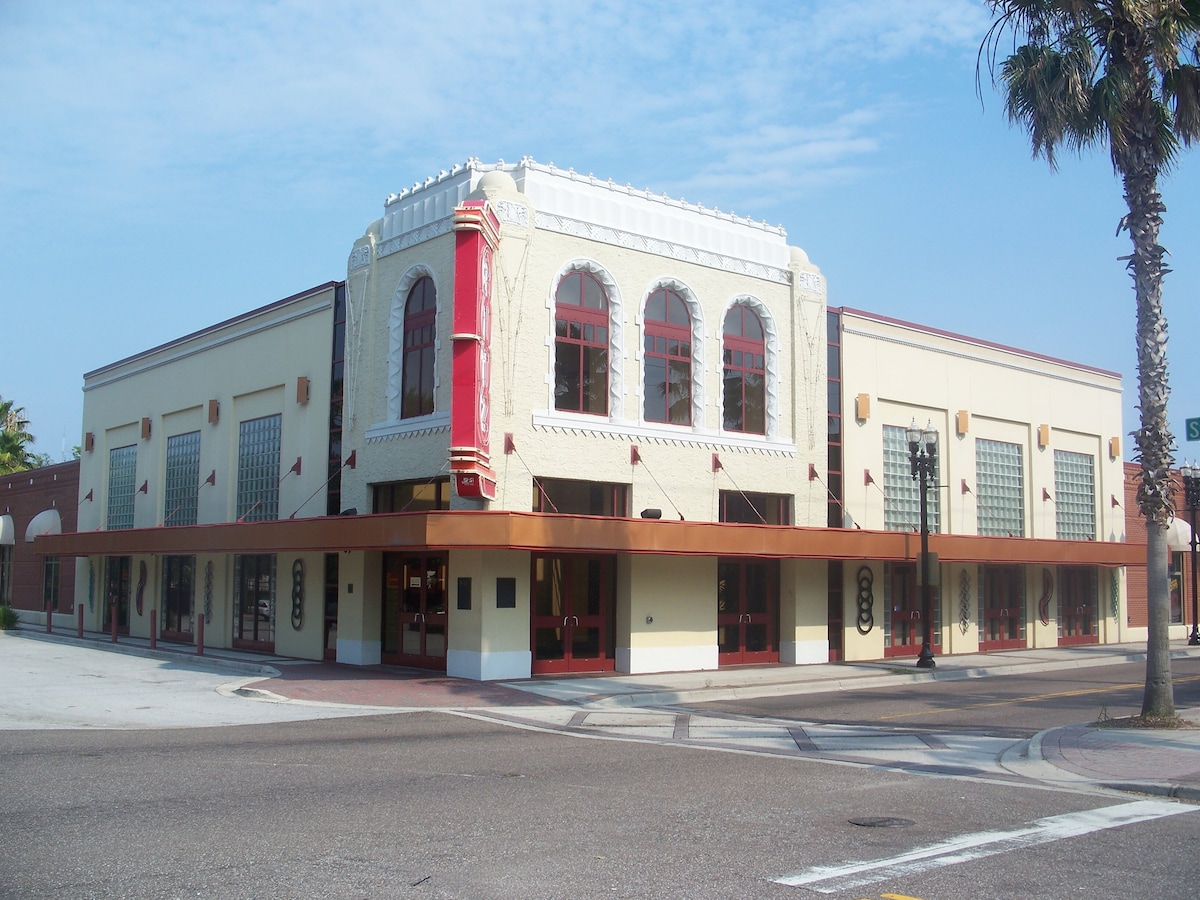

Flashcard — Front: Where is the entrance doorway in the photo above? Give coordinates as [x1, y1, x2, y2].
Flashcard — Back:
[531, 554, 616, 674]
[103, 556, 131, 634]
[382, 554, 447, 670]
[233, 554, 275, 651]
[717, 559, 778, 665]
[1059, 566, 1098, 645]
[160, 555, 195, 643]
[884, 563, 941, 658]
[979, 564, 1026, 651]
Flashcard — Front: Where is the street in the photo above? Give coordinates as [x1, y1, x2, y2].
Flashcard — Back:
[1, 634, 1198, 899]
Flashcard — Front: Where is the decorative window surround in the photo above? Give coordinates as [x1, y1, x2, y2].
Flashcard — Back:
[637, 277, 706, 428]
[387, 265, 439, 422]
[720, 295, 781, 439]
[366, 412, 451, 443]
[530, 408, 796, 456]
[547, 260, 625, 418]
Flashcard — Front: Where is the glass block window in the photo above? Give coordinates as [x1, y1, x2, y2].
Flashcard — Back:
[107, 444, 137, 530]
[164, 431, 201, 526]
[882, 425, 940, 533]
[1053, 450, 1095, 540]
[976, 438, 1025, 537]
[237, 414, 281, 522]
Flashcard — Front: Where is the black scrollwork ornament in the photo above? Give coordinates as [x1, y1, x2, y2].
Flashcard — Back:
[291, 559, 304, 630]
[855, 565, 875, 635]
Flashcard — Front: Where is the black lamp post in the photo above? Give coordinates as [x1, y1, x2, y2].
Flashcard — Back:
[907, 419, 938, 669]
[1180, 463, 1200, 646]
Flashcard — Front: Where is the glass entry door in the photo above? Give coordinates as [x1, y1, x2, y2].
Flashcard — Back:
[531, 555, 616, 674]
[980, 564, 1025, 650]
[884, 563, 941, 658]
[382, 554, 447, 670]
[717, 559, 778, 666]
[1059, 566, 1098, 645]
[233, 554, 275, 651]
[103, 556, 131, 634]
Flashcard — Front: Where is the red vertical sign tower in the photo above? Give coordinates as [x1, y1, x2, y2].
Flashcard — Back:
[449, 199, 500, 500]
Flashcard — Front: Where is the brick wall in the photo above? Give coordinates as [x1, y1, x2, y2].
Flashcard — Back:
[2, 460, 79, 612]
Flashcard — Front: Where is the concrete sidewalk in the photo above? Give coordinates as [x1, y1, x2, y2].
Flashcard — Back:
[9, 623, 1200, 801]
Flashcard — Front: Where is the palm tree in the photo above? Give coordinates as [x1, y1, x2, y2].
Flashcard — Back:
[981, 0, 1200, 718]
[0, 396, 37, 474]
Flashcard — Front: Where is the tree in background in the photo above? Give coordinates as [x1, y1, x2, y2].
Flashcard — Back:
[981, 0, 1200, 718]
[0, 396, 39, 474]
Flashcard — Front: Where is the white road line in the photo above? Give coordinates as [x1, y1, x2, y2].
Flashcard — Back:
[774, 799, 1196, 893]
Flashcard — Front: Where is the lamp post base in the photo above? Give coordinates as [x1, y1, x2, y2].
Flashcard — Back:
[916, 646, 936, 669]
[1189, 627, 1200, 647]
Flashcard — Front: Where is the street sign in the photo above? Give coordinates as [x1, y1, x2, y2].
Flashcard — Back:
[1188, 418, 1200, 441]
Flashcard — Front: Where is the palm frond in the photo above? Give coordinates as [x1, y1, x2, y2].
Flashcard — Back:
[1164, 63, 1200, 143]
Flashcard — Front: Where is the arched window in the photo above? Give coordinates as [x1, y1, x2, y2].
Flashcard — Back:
[401, 277, 436, 418]
[723, 304, 765, 434]
[643, 288, 692, 425]
[554, 271, 609, 415]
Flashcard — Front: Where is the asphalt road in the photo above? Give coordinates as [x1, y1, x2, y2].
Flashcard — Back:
[2, 636, 1199, 898]
[690, 657, 1200, 738]
[3, 713, 1198, 899]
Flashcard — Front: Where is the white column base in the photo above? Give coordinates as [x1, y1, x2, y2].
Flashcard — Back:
[617, 644, 718, 675]
[447, 649, 532, 681]
[336, 638, 381, 666]
[781, 639, 829, 665]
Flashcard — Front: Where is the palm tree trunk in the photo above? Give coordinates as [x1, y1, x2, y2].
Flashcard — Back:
[1121, 96, 1177, 718]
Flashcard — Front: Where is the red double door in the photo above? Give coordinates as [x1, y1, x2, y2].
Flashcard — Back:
[531, 554, 615, 675]
[717, 559, 779, 666]
[382, 554, 447, 670]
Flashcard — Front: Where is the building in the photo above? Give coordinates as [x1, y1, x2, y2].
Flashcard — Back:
[2, 459, 79, 624]
[38, 158, 1141, 679]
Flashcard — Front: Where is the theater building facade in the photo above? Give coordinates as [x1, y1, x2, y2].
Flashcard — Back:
[40, 158, 1140, 679]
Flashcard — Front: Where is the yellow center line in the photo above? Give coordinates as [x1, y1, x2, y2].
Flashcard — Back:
[877, 673, 1200, 721]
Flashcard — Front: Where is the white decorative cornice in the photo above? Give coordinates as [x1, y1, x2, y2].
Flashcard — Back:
[365, 412, 451, 443]
[534, 211, 791, 284]
[795, 271, 823, 294]
[348, 245, 372, 270]
[377, 217, 455, 259]
[530, 410, 797, 456]
[493, 199, 531, 228]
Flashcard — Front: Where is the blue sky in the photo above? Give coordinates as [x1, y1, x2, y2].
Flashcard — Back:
[3, 0, 1199, 463]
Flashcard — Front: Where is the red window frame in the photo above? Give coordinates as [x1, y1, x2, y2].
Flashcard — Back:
[402, 277, 436, 419]
[723, 305, 766, 434]
[643, 288, 692, 425]
[554, 272, 609, 415]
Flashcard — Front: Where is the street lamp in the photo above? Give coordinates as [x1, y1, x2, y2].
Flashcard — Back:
[1179, 462, 1200, 646]
[907, 419, 938, 668]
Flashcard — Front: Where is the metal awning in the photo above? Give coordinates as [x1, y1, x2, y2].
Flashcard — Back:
[24, 508, 62, 543]
[1167, 516, 1193, 551]
[0, 514, 13, 546]
[31, 509, 1145, 568]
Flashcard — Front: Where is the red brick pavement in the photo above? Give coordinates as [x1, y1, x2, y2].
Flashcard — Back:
[1042, 722, 1200, 789]
[252, 663, 556, 709]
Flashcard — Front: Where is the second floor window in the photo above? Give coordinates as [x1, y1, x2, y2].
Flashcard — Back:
[402, 277, 437, 418]
[643, 288, 692, 425]
[554, 271, 609, 415]
[723, 304, 765, 434]
[107, 444, 137, 530]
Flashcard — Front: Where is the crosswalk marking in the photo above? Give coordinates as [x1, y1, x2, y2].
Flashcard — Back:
[774, 799, 1196, 893]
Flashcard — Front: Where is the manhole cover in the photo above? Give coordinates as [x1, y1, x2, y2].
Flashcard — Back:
[848, 816, 915, 828]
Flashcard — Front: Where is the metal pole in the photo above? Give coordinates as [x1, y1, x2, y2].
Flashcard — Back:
[917, 468, 935, 668]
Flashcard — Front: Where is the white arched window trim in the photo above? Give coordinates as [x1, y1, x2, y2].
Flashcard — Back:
[637, 276, 706, 429]
[547, 259, 624, 418]
[718, 294, 780, 439]
[387, 264, 438, 422]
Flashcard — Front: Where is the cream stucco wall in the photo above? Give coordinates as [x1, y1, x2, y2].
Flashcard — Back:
[75, 284, 337, 647]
